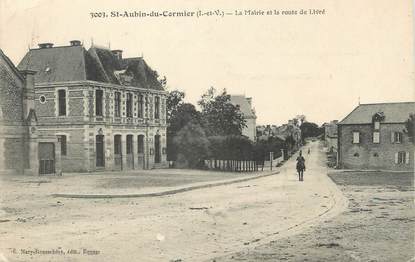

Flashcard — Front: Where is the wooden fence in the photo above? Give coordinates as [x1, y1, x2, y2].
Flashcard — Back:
[203, 159, 264, 172]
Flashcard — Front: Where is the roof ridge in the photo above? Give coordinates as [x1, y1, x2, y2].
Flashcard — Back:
[29, 45, 83, 51]
[359, 101, 415, 105]
[338, 105, 360, 124]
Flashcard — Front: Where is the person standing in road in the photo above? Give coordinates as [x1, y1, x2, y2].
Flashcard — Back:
[296, 151, 306, 181]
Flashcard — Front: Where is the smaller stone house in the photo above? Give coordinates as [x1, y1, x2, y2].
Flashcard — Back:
[337, 102, 414, 171]
[0, 49, 61, 175]
[230, 95, 257, 141]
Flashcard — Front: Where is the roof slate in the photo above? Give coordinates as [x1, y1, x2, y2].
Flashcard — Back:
[338, 102, 415, 125]
[17, 45, 163, 91]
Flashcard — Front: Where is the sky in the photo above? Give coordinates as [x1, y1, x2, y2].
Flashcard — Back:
[0, 0, 413, 125]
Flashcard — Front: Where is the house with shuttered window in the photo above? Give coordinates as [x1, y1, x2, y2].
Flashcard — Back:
[337, 102, 414, 171]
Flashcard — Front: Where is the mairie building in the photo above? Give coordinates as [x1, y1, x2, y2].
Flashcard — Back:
[14, 40, 168, 174]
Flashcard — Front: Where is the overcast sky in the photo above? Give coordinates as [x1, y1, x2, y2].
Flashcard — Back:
[1, 0, 413, 125]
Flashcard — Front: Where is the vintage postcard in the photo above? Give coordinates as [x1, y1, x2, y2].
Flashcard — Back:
[0, 0, 413, 261]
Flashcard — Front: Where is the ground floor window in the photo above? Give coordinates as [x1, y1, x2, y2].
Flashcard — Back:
[137, 135, 144, 154]
[395, 151, 409, 164]
[114, 135, 122, 155]
[126, 135, 133, 154]
[58, 135, 67, 156]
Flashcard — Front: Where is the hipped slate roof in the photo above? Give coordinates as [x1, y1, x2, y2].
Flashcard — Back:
[338, 102, 415, 125]
[0, 49, 24, 82]
[17, 45, 163, 90]
[230, 95, 256, 118]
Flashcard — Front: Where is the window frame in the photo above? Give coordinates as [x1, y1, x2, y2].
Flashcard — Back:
[95, 90, 104, 117]
[137, 94, 144, 118]
[154, 96, 160, 119]
[373, 131, 380, 144]
[58, 89, 66, 116]
[395, 132, 402, 143]
[397, 151, 406, 164]
[126, 93, 133, 118]
[58, 135, 67, 156]
[114, 91, 121, 117]
[352, 131, 360, 144]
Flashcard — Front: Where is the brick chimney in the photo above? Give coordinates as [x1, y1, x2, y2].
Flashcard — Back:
[19, 70, 37, 120]
[111, 50, 123, 60]
[38, 43, 54, 49]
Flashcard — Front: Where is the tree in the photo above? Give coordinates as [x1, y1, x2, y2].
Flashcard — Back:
[198, 87, 246, 136]
[405, 113, 415, 144]
[173, 121, 209, 168]
[167, 103, 201, 161]
[166, 89, 185, 121]
[300, 121, 323, 141]
[295, 115, 306, 126]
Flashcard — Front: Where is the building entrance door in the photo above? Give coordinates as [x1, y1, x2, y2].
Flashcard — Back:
[137, 135, 145, 169]
[38, 142, 55, 175]
[154, 135, 161, 164]
[126, 135, 134, 169]
[114, 135, 122, 170]
[96, 135, 105, 167]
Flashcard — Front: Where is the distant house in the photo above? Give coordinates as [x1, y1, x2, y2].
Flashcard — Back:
[230, 95, 257, 141]
[324, 120, 338, 152]
[337, 102, 414, 171]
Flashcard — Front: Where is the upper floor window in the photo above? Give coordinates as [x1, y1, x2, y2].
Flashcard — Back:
[126, 93, 133, 117]
[352, 132, 360, 144]
[373, 132, 380, 143]
[374, 121, 380, 130]
[114, 92, 121, 117]
[58, 135, 67, 156]
[137, 95, 144, 118]
[58, 90, 66, 116]
[391, 132, 402, 143]
[154, 96, 160, 119]
[95, 90, 103, 116]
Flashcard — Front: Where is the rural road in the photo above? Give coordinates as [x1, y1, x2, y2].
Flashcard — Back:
[0, 141, 348, 262]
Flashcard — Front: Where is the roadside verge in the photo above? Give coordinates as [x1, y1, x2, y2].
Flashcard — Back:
[51, 170, 280, 199]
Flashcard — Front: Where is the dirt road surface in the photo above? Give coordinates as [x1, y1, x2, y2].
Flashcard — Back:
[0, 142, 347, 261]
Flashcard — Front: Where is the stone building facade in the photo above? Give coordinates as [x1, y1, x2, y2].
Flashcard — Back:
[337, 102, 414, 171]
[230, 95, 257, 141]
[17, 41, 168, 173]
[0, 49, 61, 175]
[323, 120, 338, 152]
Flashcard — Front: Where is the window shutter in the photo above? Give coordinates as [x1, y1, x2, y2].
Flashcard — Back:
[391, 132, 395, 143]
[394, 152, 398, 164]
[405, 152, 410, 164]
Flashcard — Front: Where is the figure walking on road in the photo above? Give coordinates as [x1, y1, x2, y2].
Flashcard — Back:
[296, 151, 306, 181]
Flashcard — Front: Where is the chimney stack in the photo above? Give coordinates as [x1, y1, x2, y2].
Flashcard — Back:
[38, 43, 54, 49]
[111, 50, 123, 60]
[70, 40, 81, 46]
[246, 97, 252, 106]
[19, 70, 37, 120]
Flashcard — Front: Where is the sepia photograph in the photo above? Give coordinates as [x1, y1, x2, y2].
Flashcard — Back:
[0, 0, 414, 261]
